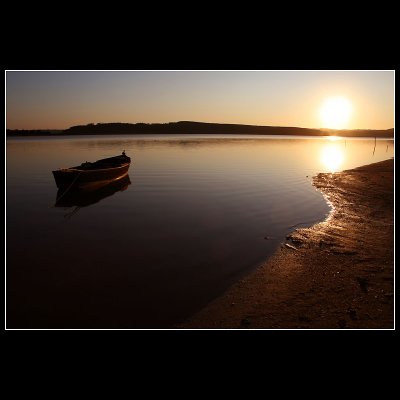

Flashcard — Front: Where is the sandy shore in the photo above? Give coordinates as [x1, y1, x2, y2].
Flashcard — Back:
[180, 159, 394, 329]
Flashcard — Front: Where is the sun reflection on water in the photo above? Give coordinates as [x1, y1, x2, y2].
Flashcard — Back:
[327, 135, 340, 141]
[320, 143, 345, 172]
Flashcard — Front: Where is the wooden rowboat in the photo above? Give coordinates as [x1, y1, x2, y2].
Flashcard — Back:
[52, 151, 131, 190]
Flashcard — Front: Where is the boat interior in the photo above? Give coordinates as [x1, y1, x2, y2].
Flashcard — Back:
[72, 154, 130, 171]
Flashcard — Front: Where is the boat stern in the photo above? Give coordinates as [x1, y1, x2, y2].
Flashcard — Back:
[52, 169, 80, 189]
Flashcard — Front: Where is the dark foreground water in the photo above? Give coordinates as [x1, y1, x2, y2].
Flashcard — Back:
[6, 134, 394, 328]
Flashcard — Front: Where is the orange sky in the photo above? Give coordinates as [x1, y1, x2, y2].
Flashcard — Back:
[6, 70, 394, 130]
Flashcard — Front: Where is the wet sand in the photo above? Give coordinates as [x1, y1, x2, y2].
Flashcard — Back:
[180, 159, 394, 329]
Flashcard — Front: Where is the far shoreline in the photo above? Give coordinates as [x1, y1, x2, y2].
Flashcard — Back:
[6, 121, 394, 138]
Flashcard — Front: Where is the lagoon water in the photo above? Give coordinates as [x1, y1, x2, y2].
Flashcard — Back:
[6, 135, 394, 328]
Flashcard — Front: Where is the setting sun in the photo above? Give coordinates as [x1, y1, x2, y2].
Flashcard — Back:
[320, 97, 352, 129]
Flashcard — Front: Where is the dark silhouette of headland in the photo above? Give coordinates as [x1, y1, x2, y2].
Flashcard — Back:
[6, 121, 394, 138]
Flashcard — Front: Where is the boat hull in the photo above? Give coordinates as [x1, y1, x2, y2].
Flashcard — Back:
[52, 162, 131, 189]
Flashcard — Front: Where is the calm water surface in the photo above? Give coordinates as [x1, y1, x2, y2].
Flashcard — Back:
[6, 134, 394, 328]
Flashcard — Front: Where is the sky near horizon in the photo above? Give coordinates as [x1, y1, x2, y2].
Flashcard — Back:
[6, 71, 394, 130]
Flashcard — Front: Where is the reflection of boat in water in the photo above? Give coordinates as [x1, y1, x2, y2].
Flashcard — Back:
[55, 173, 131, 209]
[52, 151, 131, 190]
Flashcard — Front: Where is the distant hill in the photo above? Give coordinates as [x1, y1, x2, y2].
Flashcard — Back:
[6, 122, 394, 138]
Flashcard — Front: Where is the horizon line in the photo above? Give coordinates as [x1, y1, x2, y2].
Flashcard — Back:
[6, 120, 395, 132]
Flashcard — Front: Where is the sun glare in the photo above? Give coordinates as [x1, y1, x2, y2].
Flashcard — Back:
[320, 97, 352, 129]
[320, 143, 345, 172]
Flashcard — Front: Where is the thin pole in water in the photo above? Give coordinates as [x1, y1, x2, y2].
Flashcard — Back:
[373, 136, 377, 156]
[53, 171, 82, 206]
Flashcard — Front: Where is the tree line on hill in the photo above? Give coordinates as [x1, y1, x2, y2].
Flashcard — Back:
[6, 121, 394, 138]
